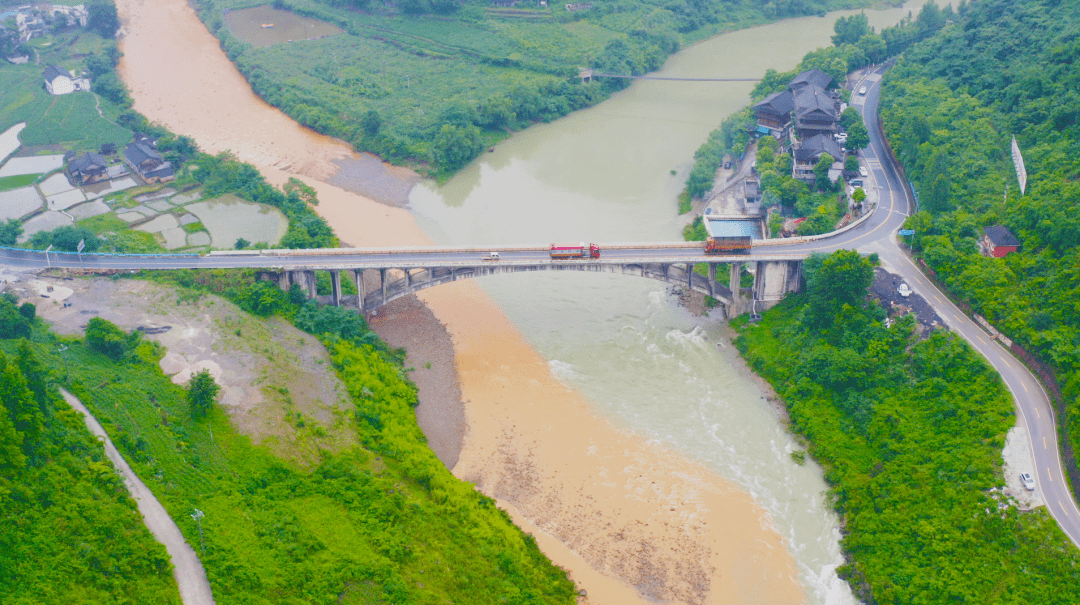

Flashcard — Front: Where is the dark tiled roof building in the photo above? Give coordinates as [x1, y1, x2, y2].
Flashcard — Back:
[752, 90, 795, 133]
[788, 68, 834, 91]
[67, 152, 108, 184]
[983, 225, 1020, 258]
[124, 136, 175, 184]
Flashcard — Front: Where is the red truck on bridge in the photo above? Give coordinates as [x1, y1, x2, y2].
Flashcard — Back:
[551, 243, 600, 259]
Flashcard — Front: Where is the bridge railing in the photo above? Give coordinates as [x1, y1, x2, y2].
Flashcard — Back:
[0, 245, 200, 259]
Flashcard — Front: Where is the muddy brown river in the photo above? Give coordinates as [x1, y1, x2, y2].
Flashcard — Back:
[116, 0, 933, 602]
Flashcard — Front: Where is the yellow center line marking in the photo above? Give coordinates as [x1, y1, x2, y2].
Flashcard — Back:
[1048, 469, 1054, 482]
[1022, 382, 1029, 393]
[976, 334, 986, 344]
[1062, 503, 1070, 516]
[1037, 408, 1041, 418]
[1045, 437, 1048, 449]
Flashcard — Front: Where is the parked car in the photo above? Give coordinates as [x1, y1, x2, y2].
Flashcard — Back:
[859, 166, 868, 178]
[1020, 472, 1035, 491]
[859, 86, 868, 95]
[724, 161, 732, 169]
[835, 132, 848, 142]
[850, 179, 863, 188]
[897, 283, 912, 298]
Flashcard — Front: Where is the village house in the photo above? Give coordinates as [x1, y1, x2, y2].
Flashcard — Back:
[15, 11, 45, 42]
[751, 90, 794, 136]
[66, 151, 108, 184]
[123, 134, 175, 184]
[43, 65, 75, 95]
[792, 85, 838, 139]
[752, 68, 839, 139]
[792, 134, 843, 184]
[46, 4, 88, 28]
[787, 68, 833, 92]
[983, 225, 1020, 258]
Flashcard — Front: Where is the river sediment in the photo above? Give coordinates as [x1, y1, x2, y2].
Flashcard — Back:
[115, 0, 807, 602]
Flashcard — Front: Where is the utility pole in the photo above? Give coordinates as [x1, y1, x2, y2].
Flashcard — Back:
[57, 344, 69, 384]
[191, 509, 205, 557]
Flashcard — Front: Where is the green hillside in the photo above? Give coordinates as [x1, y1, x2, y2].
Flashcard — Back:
[13, 273, 577, 604]
[736, 250, 1080, 604]
[0, 296, 181, 604]
[879, 0, 1080, 500]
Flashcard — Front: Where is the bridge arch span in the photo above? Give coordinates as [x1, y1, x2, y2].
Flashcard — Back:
[269, 260, 800, 317]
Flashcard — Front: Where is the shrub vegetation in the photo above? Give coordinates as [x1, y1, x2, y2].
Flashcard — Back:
[0, 297, 181, 603]
[877, 0, 1080, 499]
[735, 250, 1080, 603]
[32, 272, 578, 603]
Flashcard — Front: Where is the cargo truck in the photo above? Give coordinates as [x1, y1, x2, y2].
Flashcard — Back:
[550, 243, 600, 259]
[703, 218, 755, 254]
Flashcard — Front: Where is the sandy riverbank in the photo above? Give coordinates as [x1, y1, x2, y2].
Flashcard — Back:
[115, 0, 806, 601]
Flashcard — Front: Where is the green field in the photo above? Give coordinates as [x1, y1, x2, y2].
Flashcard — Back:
[195, 0, 867, 175]
[0, 173, 41, 191]
[0, 55, 131, 153]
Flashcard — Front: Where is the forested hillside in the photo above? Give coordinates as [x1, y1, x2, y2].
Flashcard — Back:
[736, 250, 1080, 604]
[0, 296, 181, 604]
[878, 0, 1080, 498]
[11, 274, 577, 604]
[194, 0, 867, 176]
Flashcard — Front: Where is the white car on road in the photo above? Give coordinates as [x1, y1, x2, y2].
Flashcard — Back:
[859, 166, 868, 178]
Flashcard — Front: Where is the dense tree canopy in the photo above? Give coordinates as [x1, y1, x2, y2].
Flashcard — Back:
[0, 320, 180, 603]
[879, 0, 1080, 492]
[736, 250, 1080, 604]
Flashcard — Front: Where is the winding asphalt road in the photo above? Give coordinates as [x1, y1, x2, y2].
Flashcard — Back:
[850, 68, 1080, 548]
[3, 68, 1077, 550]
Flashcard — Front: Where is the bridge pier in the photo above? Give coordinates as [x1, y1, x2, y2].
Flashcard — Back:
[330, 270, 342, 306]
[752, 260, 802, 310]
[257, 257, 796, 318]
[729, 262, 742, 315]
[355, 270, 365, 311]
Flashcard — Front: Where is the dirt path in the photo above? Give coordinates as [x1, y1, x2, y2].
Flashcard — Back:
[60, 388, 216, 605]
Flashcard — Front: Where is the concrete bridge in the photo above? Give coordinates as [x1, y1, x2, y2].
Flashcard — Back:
[265, 252, 804, 318]
[0, 243, 806, 318]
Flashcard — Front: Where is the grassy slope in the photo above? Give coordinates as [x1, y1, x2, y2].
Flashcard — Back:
[0, 334, 181, 604]
[0, 32, 131, 153]
[21, 287, 576, 604]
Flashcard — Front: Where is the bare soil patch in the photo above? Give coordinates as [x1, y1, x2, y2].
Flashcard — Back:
[14, 272, 355, 466]
[870, 267, 943, 331]
[367, 294, 464, 469]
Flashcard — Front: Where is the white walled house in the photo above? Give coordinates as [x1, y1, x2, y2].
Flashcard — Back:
[43, 65, 74, 95]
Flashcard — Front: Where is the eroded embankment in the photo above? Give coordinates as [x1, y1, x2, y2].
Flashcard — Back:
[115, 0, 804, 601]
